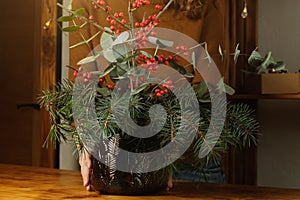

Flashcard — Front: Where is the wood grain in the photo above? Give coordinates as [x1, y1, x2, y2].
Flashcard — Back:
[0, 164, 299, 200]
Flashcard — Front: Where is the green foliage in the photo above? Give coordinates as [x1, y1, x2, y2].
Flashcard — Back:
[40, 0, 260, 179]
[247, 50, 286, 74]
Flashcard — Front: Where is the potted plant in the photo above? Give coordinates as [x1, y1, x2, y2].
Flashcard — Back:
[38, 0, 259, 195]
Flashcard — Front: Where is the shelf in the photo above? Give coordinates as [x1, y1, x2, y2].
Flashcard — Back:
[228, 93, 300, 100]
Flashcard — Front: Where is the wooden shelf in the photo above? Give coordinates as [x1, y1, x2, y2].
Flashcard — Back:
[228, 93, 300, 100]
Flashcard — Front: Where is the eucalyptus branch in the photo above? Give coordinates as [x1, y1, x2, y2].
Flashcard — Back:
[57, 2, 111, 34]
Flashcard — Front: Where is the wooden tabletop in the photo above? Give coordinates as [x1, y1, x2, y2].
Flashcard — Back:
[1, 164, 300, 200]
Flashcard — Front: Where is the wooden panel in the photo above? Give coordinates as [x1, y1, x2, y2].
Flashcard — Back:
[1, 164, 300, 199]
[39, 0, 58, 168]
[0, 0, 37, 166]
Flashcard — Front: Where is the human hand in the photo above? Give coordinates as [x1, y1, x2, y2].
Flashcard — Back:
[79, 149, 92, 191]
[166, 172, 173, 191]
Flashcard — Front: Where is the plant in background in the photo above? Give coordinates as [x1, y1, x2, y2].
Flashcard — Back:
[38, 0, 259, 195]
[246, 50, 286, 74]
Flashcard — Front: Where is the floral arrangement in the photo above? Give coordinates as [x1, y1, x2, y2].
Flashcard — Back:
[38, 0, 259, 194]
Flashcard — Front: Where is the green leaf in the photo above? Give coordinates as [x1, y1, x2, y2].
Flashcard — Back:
[75, 8, 85, 15]
[273, 61, 286, 71]
[69, 41, 86, 49]
[218, 45, 224, 61]
[233, 44, 240, 64]
[216, 77, 235, 95]
[100, 30, 114, 49]
[194, 81, 208, 98]
[77, 54, 100, 65]
[169, 59, 189, 76]
[140, 50, 152, 58]
[224, 84, 235, 95]
[261, 51, 273, 69]
[57, 15, 74, 22]
[248, 50, 263, 67]
[62, 26, 80, 32]
[148, 36, 174, 48]
[192, 51, 196, 71]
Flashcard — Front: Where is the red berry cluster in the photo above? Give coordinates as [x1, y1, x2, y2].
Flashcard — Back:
[176, 45, 189, 57]
[99, 77, 120, 91]
[91, 0, 127, 34]
[154, 88, 169, 97]
[106, 12, 127, 34]
[133, 15, 160, 49]
[132, 0, 150, 9]
[136, 54, 159, 73]
[153, 80, 173, 98]
[92, 0, 105, 9]
[91, 0, 112, 11]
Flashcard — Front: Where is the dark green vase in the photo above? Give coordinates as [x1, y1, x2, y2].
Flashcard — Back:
[91, 157, 168, 195]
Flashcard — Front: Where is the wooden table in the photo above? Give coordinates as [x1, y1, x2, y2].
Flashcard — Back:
[1, 164, 300, 200]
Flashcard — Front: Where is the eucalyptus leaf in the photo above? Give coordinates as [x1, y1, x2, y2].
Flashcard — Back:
[112, 31, 129, 46]
[216, 77, 235, 95]
[192, 51, 196, 71]
[100, 31, 114, 50]
[77, 54, 101, 65]
[63, 26, 80, 32]
[69, 41, 86, 49]
[140, 50, 152, 58]
[148, 36, 174, 48]
[224, 84, 235, 95]
[218, 45, 224, 61]
[273, 61, 286, 71]
[103, 50, 116, 62]
[248, 50, 263, 67]
[169, 59, 188, 75]
[194, 81, 208, 98]
[75, 8, 85, 15]
[234, 44, 241, 64]
[157, 39, 174, 48]
[261, 51, 272, 69]
[57, 15, 74, 22]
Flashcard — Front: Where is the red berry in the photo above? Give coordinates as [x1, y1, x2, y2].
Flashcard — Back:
[107, 84, 114, 89]
[113, 12, 119, 18]
[73, 71, 78, 77]
[155, 4, 163, 11]
[121, 19, 127, 24]
[88, 15, 94, 20]
[106, 6, 112, 11]
[110, 19, 116, 25]
[115, 29, 121, 34]
[110, 25, 115, 31]
[106, 16, 112, 22]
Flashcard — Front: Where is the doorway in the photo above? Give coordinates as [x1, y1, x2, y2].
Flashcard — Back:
[0, 0, 58, 167]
